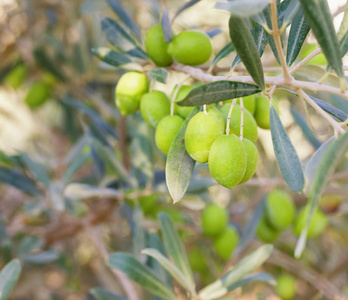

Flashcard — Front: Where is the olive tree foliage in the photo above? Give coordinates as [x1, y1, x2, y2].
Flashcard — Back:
[1, 0, 348, 299]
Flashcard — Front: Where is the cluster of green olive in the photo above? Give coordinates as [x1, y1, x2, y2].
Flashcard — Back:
[145, 24, 213, 67]
[256, 190, 328, 243]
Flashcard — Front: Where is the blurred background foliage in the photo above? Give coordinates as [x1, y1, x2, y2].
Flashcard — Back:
[0, 0, 348, 299]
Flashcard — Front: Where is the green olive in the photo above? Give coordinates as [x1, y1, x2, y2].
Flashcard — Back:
[213, 226, 239, 260]
[256, 216, 280, 243]
[140, 90, 170, 128]
[201, 203, 228, 237]
[208, 134, 247, 189]
[155, 115, 184, 155]
[293, 207, 328, 238]
[173, 85, 195, 118]
[276, 275, 296, 300]
[115, 72, 149, 115]
[238, 138, 258, 184]
[188, 247, 207, 272]
[254, 95, 278, 130]
[25, 81, 51, 109]
[145, 24, 173, 67]
[168, 31, 212, 66]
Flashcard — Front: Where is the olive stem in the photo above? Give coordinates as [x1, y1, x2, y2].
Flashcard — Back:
[203, 104, 208, 115]
[226, 99, 237, 135]
[239, 98, 244, 140]
[170, 75, 191, 116]
[289, 48, 321, 74]
[270, 0, 292, 83]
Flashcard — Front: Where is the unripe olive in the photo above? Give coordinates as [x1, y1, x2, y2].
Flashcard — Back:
[213, 226, 239, 260]
[145, 24, 173, 67]
[208, 134, 247, 189]
[254, 96, 278, 130]
[301, 44, 327, 65]
[188, 247, 206, 272]
[201, 203, 228, 237]
[256, 216, 280, 243]
[185, 111, 223, 163]
[4, 64, 27, 89]
[293, 207, 328, 238]
[138, 194, 158, 215]
[115, 72, 149, 115]
[319, 194, 341, 213]
[220, 104, 258, 143]
[276, 275, 296, 300]
[265, 190, 295, 231]
[238, 139, 258, 184]
[173, 85, 195, 118]
[25, 81, 51, 109]
[140, 91, 170, 128]
[168, 31, 212, 66]
[155, 115, 184, 155]
[207, 107, 225, 129]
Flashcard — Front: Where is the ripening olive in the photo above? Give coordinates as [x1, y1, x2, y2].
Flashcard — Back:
[115, 72, 149, 115]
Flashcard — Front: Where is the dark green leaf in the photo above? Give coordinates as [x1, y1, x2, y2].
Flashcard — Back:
[158, 213, 194, 288]
[148, 68, 169, 84]
[299, 0, 343, 78]
[107, 0, 142, 41]
[109, 252, 177, 300]
[132, 206, 146, 259]
[18, 236, 44, 254]
[161, 9, 172, 43]
[126, 47, 149, 60]
[215, 0, 269, 17]
[232, 24, 267, 68]
[174, 0, 201, 19]
[166, 107, 199, 203]
[295, 131, 348, 257]
[178, 81, 261, 106]
[49, 182, 65, 211]
[330, 94, 348, 114]
[227, 272, 275, 292]
[18, 153, 50, 188]
[229, 16, 265, 89]
[0, 167, 41, 196]
[62, 153, 89, 184]
[286, 9, 310, 66]
[212, 43, 235, 66]
[278, 0, 300, 28]
[270, 106, 304, 192]
[0, 259, 21, 300]
[303, 137, 334, 196]
[21, 251, 59, 264]
[290, 107, 321, 149]
[92, 48, 132, 67]
[311, 96, 347, 122]
[339, 30, 348, 58]
[199, 245, 273, 299]
[90, 288, 128, 300]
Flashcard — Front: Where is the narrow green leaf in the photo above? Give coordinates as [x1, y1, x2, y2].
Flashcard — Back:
[286, 9, 310, 66]
[232, 24, 268, 68]
[107, 0, 142, 41]
[278, 0, 301, 28]
[64, 183, 120, 201]
[18, 236, 43, 254]
[109, 252, 177, 300]
[92, 48, 132, 67]
[0, 167, 41, 196]
[299, 0, 343, 78]
[270, 106, 304, 192]
[49, 182, 65, 211]
[62, 153, 89, 184]
[215, 0, 269, 17]
[90, 288, 128, 300]
[227, 272, 275, 292]
[212, 43, 235, 66]
[158, 213, 194, 288]
[18, 153, 50, 188]
[141, 248, 195, 294]
[295, 131, 348, 257]
[0, 259, 21, 300]
[337, 2, 348, 42]
[290, 107, 321, 149]
[165, 107, 199, 203]
[199, 245, 273, 299]
[21, 251, 59, 264]
[148, 68, 169, 84]
[229, 16, 265, 90]
[132, 206, 146, 259]
[161, 8, 172, 43]
[174, 0, 201, 19]
[303, 137, 335, 196]
[178, 81, 261, 106]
